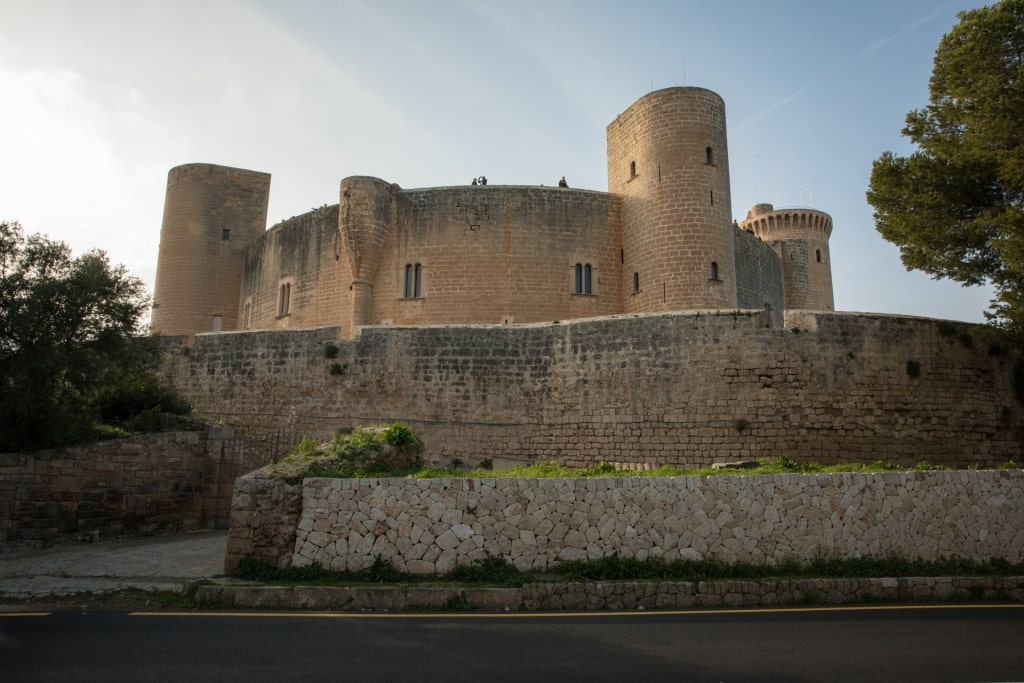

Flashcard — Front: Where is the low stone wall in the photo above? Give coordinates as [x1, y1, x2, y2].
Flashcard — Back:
[225, 475, 303, 573]
[196, 575, 1024, 611]
[229, 469, 1024, 574]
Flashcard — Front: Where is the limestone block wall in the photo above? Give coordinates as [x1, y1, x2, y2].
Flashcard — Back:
[168, 312, 1023, 470]
[734, 228, 784, 327]
[1, 431, 211, 547]
[271, 470, 1023, 574]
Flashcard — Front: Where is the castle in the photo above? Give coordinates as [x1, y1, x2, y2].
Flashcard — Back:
[151, 87, 833, 339]
[150, 87, 1021, 470]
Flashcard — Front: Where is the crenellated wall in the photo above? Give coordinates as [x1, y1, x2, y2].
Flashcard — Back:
[167, 311, 1023, 470]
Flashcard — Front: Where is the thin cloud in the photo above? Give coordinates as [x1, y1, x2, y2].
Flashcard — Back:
[735, 2, 960, 133]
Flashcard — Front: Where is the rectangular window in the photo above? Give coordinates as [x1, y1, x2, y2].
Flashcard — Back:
[222, 228, 230, 241]
[278, 283, 291, 316]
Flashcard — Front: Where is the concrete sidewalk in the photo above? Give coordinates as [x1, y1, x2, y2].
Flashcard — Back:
[0, 531, 227, 601]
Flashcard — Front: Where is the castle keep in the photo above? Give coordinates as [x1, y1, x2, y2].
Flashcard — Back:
[151, 87, 1022, 469]
[151, 88, 832, 338]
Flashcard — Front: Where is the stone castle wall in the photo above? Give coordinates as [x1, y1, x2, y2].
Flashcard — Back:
[2, 431, 211, 547]
[240, 205, 344, 332]
[169, 311, 1023, 470]
[226, 469, 1024, 574]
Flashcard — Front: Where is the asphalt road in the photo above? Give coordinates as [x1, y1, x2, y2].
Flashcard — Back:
[3, 605, 1023, 682]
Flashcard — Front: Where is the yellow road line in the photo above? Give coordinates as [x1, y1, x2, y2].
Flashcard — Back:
[130, 604, 1024, 619]
[0, 612, 51, 618]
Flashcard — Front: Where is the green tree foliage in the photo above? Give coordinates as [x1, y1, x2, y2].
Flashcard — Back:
[0, 221, 188, 452]
[867, 0, 1024, 333]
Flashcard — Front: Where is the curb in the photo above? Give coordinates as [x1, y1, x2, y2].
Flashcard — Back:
[194, 575, 1024, 611]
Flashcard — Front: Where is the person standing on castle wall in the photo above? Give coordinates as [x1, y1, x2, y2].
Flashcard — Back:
[472, 178, 478, 186]
[480, 176, 487, 185]
[558, 176, 568, 188]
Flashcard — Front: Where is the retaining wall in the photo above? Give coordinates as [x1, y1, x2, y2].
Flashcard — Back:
[226, 469, 1024, 575]
[171, 311, 1024, 470]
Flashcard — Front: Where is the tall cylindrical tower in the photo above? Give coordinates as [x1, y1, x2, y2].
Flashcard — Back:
[608, 87, 735, 312]
[739, 203, 834, 310]
[151, 163, 270, 337]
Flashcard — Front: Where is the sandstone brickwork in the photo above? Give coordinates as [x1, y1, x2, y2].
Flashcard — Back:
[152, 164, 271, 337]
[168, 311, 1023, 470]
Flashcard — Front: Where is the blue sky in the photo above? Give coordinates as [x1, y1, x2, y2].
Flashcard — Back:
[0, 0, 994, 323]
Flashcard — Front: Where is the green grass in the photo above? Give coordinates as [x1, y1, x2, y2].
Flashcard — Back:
[234, 553, 1024, 589]
[267, 424, 1021, 481]
[406, 456, 955, 480]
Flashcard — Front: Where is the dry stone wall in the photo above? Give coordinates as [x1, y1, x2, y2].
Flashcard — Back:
[170, 311, 1023, 470]
[229, 469, 1024, 574]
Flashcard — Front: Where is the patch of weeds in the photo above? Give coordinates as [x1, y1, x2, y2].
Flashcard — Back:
[235, 555, 404, 585]
[329, 362, 347, 375]
[998, 460, 1021, 470]
[323, 342, 340, 359]
[912, 461, 947, 471]
[906, 360, 921, 378]
[381, 421, 416, 447]
[364, 555, 404, 583]
[447, 554, 528, 587]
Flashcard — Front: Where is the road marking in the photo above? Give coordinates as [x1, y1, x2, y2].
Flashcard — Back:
[0, 612, 50, 618]
[130, 604, 1024, 619]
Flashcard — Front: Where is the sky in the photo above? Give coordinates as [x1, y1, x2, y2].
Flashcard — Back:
[0, 0, 997, 324]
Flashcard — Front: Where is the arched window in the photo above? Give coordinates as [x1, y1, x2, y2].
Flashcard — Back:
[710, 261, 719, 280]
[574, 263, 592, 295]
[633, 272, 640, 293]
[705, 147, 713, 164]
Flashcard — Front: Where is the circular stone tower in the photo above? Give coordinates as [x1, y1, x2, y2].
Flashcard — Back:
[151, 163, 271, 337]
[739, 203, 834, 311]
[607, 87, 735, 312]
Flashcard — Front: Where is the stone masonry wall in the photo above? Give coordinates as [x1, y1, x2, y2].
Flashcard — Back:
[733, 227, 784, 327]
[270, 470, 1023, 574]
[169, 311, 1024, 470]
[0, 425, 282, 549]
